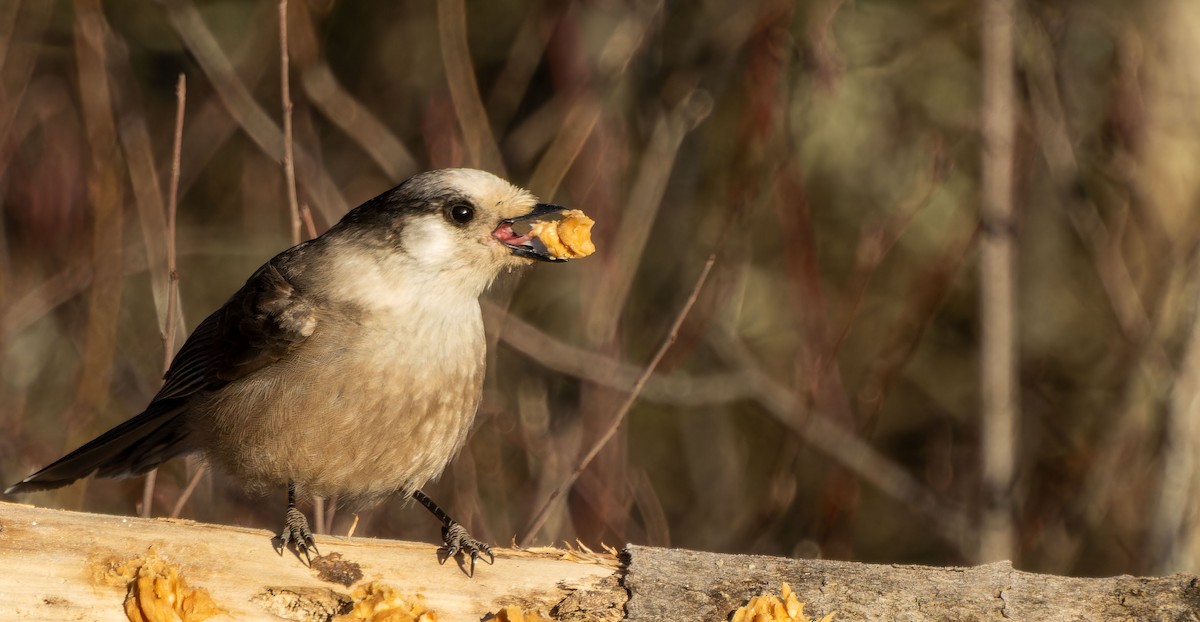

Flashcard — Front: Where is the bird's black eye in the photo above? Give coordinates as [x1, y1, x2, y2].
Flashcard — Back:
[448, 202, 475, 225]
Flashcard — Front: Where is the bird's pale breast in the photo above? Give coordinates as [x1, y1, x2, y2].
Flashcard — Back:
[193, 297, 486, 505]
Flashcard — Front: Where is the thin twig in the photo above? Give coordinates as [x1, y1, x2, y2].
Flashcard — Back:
[587, 92, 709, 342]
[484, 4, 552, 135]
[0, 1, 53, 188]
[323, 495, 337, 535]
[494, 296, 966, 551]
[3, 237, 263, 344]
[1023, 25, 1156, 349]
[526, 1, 659, 198]
[160, 0, 348, 220]
[487, 301, 759, 405]
[829, 144, 945, 358]
[279, 0, 301, 246]
[139, 471, 156, 518]
[856, 225, 980, 431]
[173, 16, 276, 201]
[109, 29, 173, 341]
[300, 204, 317, 240]
[300, 65, 416, 180]
[71, 0, 126, 509]
[146, 74, 188, 519]
[164, 73, 186, 371]
[520, 254, 717, 545]
[169, 464, 208, 519]
[436, 0, 505, 174]
[141, 73, 187, 518]
[286, 0, 417, 180]
[710, 330, 970, 553]
[1154, 258, 1200, 571]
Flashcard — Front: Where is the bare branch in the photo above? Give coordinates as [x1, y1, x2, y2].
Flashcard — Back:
[520, 254, 716, 545]
[158, 0, 348, 221]
[146, 73, 188, 520]
[979, 0, 1019, 563]
[437, 0, 505, 174]
[280, 0, 301, 246]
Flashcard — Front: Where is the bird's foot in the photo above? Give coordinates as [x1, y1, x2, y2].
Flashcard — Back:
[440, 521, 494, 576]
[277, 506, 319, 564]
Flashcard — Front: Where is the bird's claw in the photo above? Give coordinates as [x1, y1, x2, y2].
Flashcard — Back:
[440, 522, 494, 575]
[278, 506, 319, 564]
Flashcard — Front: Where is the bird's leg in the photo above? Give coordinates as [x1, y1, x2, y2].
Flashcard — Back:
[278, 480, 318, 563]
[412, 489, 494, 574]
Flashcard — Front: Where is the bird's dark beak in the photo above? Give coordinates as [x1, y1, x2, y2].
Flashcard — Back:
[492, 203, 573, 262]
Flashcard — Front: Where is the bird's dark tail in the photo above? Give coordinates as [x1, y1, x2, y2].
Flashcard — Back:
[4, 400, 193, 495]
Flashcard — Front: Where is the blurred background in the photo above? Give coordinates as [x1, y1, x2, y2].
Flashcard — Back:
[4, 0, 1200, 580]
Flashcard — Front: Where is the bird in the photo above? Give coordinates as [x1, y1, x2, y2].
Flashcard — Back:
[5, 168, 591, 569]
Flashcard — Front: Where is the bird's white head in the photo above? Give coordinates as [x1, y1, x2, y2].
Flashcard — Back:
[326, 168, 581, 300]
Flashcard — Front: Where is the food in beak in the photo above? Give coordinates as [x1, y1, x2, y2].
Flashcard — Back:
[493, 207, 597, 261]
[528, 210, 596, 259]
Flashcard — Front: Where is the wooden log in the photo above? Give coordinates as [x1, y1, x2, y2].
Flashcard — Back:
[0, 501, 620, 621]
[4, 501, 1199, 621]
[623, 545, 1200, 621]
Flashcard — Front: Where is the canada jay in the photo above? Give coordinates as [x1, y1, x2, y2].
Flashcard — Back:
[5, 168, 588, 568]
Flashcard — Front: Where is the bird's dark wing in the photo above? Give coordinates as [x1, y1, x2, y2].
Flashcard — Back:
[4, 256, 317, 494]
[156, 260, 317, 399]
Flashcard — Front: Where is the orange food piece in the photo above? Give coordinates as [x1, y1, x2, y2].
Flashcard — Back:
[529, 210, 596, 259]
